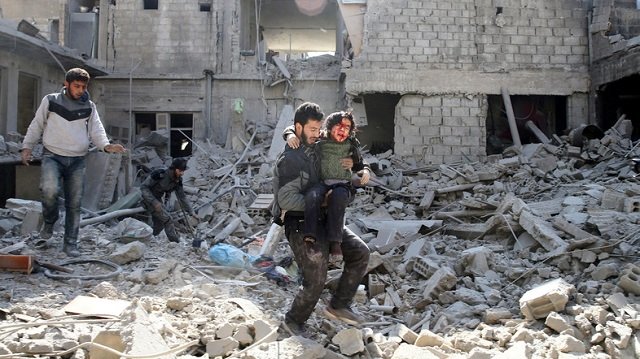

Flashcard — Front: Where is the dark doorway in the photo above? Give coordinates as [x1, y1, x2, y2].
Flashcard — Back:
[170, 113, 193, 157]
[359, 93, 401, 155]
[486, 95, 567, 154]
[596, 74, 640, 140]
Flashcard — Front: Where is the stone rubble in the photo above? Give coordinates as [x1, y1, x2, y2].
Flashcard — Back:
[0, 121, 639, 358]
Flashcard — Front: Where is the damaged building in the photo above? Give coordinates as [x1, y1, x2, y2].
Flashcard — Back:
[0, 0, 638, 192]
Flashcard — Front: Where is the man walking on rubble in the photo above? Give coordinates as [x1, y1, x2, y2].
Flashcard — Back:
[21, 68, 126, 257]
[272, 102, 370, 335]
[140, 157, 196, 243]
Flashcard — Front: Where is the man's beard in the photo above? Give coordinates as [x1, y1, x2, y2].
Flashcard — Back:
[300, 133, 311, 145]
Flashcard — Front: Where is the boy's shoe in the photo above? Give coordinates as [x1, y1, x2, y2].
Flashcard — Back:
[324, 304, 364, 326]
[39, 223, 54, 240]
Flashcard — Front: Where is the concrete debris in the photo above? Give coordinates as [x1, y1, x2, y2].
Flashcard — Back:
[1, 122, 640, 358]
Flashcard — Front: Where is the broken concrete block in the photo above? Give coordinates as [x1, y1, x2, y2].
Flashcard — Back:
[91, 330, 125, 359]
[206, 337, 239, 357]
[618, 264, 640, 295]
[519, 278, 574, 320]
[454, 287, 485, 305]
[414, 329, 444, 347]
[332, 328, 365, 356]
[419, 191, 435, 209]
[453, 331, 493, 351]
[368, 274, 385, 298]
[484, 309, 512, 324]
[605, 321, 632, 349]
[422, 267, 457, 300]
[165, 297, 190, 311]
[461, 246, 491, 276]
[403, 237, 426, 261]
[390, 343, 443, 359]
[606, 292, 629, 317]
[493, 341, 531, 359]
[216, 322, 235, 338]
[15, 339, 53, 354]
[252, 319, 278, 344]
[5, 198, 42, 219]
[114, 218, 153, 243]
[601, 189, 625, 211]
[554, 334, 586, 353]
[389, 324, 418, 345]
[518, 211, 568, 252]
[233, 324, 253, 346]
[109, 241, 146, 265]
[413, 256, 439, 279]
[511, 327, 535, 343]
[144, 259, 177, 285]
[514, 232, 538, 251]
[545, 312, 573, 333]
[121, 320, 173, 359]
[20, 209, 42, 235]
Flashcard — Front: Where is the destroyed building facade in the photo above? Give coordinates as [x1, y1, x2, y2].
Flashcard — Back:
[0, 0, 639, 199]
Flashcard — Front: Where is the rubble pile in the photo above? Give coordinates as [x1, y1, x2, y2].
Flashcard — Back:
[0, 119, 639, 358]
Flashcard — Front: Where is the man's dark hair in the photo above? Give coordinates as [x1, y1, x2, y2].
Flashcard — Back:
[65, 68, 90, 83]
[170, 157, 188, 171]
[294, 102, 324, 126]
[324, 111, 356, 136]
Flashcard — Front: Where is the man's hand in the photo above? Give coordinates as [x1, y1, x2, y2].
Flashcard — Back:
[104, 144, 126, 153]
[340, 157, 353, 170]
[21, 149, 32, 166]
[358, 169, 371, 185]
[286, 134, 300, 149]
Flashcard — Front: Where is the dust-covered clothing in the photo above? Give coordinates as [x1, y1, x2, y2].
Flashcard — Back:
[22, 88, 110, 156]
[140, 167, 193, 242]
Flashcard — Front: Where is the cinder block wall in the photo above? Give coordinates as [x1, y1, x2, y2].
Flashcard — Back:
[395, 95, 487, 163]
[347, 0, 590, 164]
[111, 0, 219, 74]
[355, 0, 589, 72]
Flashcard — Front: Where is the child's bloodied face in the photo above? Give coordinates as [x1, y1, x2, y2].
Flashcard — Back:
[329, 118, 353, 142]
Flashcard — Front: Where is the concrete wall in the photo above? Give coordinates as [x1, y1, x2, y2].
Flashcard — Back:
[396, 94, 487, 163]
[346, 0, 591, 162]
[0, 51, 66, 135]
[0, 0, 66, 43]
[93, 76, 341, 146]
[109, 0, 218, 75]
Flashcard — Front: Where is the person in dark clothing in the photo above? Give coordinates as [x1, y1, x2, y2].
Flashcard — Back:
[140, 157, 195, 243]
[273, 102, 370, 335]
[303, 111, 370, 258]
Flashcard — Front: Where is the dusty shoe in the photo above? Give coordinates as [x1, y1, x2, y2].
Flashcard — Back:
[39, 223, 54, 240]
[62, 242, 80, 257]
[324, 304, 364, 326]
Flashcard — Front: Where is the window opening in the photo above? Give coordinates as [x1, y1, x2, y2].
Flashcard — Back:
[143, 0, 158, 10]
[17, 73, 39, 135]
